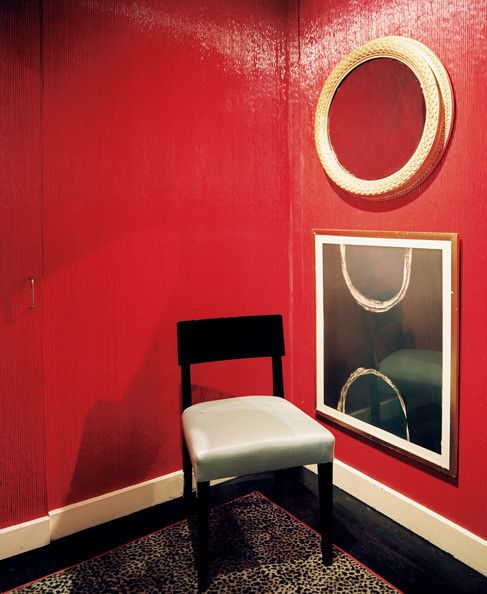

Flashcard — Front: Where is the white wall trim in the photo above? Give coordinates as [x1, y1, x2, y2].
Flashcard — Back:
[0, 516, 50, 561]
[49, 470, 183, 540]
[0, 471, 184, 560]
[3, 464, 486, 578]
[325, 459, 487, 576]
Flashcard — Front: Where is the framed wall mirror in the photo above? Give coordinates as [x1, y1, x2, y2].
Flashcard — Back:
[315, 37, 454, 200]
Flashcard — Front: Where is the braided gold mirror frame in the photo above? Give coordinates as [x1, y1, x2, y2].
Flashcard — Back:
[314, 36, 454, 200]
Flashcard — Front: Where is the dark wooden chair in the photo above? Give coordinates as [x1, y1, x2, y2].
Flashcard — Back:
[177, 314, 335, 591]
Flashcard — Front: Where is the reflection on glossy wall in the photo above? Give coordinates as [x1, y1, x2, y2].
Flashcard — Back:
[2, 0, 487, 545]
[42, 0, 289, 510]
[322, 244, 443, 453]
[288, 0, 487, 539]
[1, 0, 290, 527]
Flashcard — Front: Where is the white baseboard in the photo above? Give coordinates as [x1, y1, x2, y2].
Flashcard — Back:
[0, 516, 50, 561]
[3, 464, 486, 578]
[0, 470, 184, 560]
[50, 470, 184, 540]
[320, 459, 487, 577]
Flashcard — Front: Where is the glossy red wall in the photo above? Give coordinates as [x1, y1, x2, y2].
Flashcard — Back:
[0, 0, 46, 528]
[3, 0, 486, 546]
[41, 0, 289, 510]
[288, 0, 487, 539]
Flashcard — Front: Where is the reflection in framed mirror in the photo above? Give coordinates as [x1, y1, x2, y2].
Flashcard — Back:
[315, 37, 454, 200]
[314, 229, 458, 476]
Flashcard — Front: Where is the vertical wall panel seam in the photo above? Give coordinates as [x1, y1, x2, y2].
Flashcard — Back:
[284, 0, 293, 402]
[38, 0, 48, 513]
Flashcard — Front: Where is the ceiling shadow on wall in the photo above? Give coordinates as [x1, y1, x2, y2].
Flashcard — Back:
[0, 0, 41, 65]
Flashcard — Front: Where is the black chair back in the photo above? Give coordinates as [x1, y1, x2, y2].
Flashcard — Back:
[177, 315, 285, 409]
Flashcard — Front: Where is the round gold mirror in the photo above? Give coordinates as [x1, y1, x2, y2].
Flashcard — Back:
[315, 37, 454, 200]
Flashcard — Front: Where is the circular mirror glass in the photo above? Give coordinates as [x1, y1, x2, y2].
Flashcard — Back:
[328, 58, 426, 181]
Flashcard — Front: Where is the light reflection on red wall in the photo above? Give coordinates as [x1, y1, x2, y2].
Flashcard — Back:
[2, 0, 486, 545]
[289, 0, 487, 540]
[329, 58, 425, 180]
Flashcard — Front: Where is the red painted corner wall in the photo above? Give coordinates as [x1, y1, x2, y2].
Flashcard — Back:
[288, 0, 487, 539]
[3, 0, 487, 546]
[41, 0, 289, 510]
[0, 0, 46, 528]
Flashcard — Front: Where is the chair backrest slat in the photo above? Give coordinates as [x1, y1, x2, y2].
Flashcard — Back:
[177, 315, 285, 409]
[177, 315, 285, 365]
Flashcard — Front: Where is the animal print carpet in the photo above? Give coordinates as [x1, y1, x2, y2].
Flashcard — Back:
[12, 492, 399, 593]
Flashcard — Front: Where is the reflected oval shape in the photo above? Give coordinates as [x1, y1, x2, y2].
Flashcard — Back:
[329, 58, 426, 181]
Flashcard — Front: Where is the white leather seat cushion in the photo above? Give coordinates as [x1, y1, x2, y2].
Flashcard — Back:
[182, 396, 334, 482]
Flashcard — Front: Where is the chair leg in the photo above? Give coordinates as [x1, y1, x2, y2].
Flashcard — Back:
[196, 480, 210, 592]
[274, 468, 286, 505]
[183, 440, 193, 514]
[318, 462, 333, 565]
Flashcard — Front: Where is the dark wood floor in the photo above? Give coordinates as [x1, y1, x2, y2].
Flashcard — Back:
[1, 469, 486, 593]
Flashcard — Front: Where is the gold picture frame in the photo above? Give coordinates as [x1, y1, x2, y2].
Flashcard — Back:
[314, 230, 458, 476]
[314, 37, 454, 200]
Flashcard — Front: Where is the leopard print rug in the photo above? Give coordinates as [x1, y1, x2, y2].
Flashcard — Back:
[12, 492, 399, 593]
